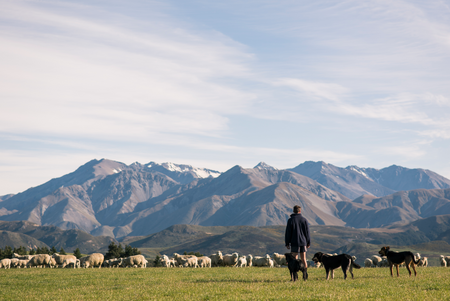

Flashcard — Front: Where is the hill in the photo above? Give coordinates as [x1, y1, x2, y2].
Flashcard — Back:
[0, 221, 116, 253]
[128, 215, 450, 264]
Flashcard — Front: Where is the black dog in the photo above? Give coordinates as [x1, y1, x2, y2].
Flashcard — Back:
[284, 253, 308, 282]
[379, 246, 420, 277]
[312, 252, 361, 280]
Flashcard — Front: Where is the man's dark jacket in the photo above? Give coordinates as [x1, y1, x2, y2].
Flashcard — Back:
[285, 213, 310, 248]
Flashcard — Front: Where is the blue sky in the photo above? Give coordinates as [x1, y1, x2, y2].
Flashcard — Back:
[1, 0, 450, 195]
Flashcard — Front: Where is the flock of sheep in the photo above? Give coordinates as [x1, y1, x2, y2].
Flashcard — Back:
[157, 252, 280, 268]
[1, 251, 450, 269]
[0, 253, 148, 269]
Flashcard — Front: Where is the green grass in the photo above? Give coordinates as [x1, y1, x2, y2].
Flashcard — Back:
[1, 267, 449, 300]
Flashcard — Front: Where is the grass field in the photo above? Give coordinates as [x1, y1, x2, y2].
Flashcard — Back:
[1, 267, 449, 300]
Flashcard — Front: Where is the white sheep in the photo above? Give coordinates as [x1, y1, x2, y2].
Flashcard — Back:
[440, 255, 447, 267]
[0, 258, 11, 269]
[444, 256, 450, 267]
[417, 257, 428, 267]
[246, 254, 253, 267]
[173, 253, 198, 268]
[236, 256, 247, 268]
[16, 259, 29, 268]
[364, 258, 373, 268]
[80, 253, 104, 268]
[272, 253, 287, 267]
[222, 253, 239, 267]
[197, 256, 212, 268]
[10, 258, 19, 268]
[252, 254, 272, 267]
[52, 253, 78, 268]
[371, 255, 382, 267]
[122, 255, 148, 268]
[13, 253, 34, 260]
[268, 258, 274, 268]
[209, 251, 223, 267]
[27, 254, 51, 268]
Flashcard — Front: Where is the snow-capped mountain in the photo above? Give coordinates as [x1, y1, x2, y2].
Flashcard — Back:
[146, 161, 221, 184]
[2, 158, 450, 239]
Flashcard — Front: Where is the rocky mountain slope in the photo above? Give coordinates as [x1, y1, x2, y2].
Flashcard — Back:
[290, 161, 450, 199]
[2, 159, 450, 238]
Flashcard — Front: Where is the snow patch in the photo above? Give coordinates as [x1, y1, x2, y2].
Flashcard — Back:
[347, 166, 372, 180]
[147, 162, 221, 178]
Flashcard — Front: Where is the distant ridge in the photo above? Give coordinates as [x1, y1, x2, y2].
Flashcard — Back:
[289, 161, 450, 199]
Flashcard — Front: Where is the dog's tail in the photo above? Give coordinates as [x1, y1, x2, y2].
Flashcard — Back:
[352, 261, 361, 269]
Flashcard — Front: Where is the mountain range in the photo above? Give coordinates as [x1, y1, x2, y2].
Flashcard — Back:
[2, 158, 450, 239]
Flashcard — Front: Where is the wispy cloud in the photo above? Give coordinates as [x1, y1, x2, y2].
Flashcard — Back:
[0, 1, 257, 141]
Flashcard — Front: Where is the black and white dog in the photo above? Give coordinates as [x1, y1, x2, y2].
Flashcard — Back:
[284, 253, 308, 282]
[312, 252, 361, 280]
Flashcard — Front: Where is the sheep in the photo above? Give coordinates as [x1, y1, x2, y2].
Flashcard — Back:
[160, 255, 177, 267]
[197, 256, 212, 268]
[444, 256, 450, 267]
[417, 257, 428, 267]
[371, 255, 382, 267]
[16, 259, 29, 268]
[236, 256, 247, 268]
[10, 258, 19, 268]
[13, 253, 34, 260]
[159, 255, 173, 267]
[27, 254, 51, 268]
[109, 258, 123, 268]
[414, 253, 421, 261]
[378, 257, 389, 267]
[122, 255, 148, 268]
[102, 259, 112, 267]
[364, 258, 373, 268]
[246, 254, 253, 267]
[440, 255, 447, 267]
[49, 257, 58, 268]
[209, 251, 223, 267]
[80, 253, 104, 268]
[64, 259, 80, 268]
[222, 253, 239, 267]
[268, 258, 274, 268]
[52, 253, 78, 268]
[272, 252, 287, 267]
[252, 254, 272, 267]
[173, 253, 198, 268]
[0, 258, 11, 269]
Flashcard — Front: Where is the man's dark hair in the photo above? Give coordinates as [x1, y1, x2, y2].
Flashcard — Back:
[293, 205, 301, 213]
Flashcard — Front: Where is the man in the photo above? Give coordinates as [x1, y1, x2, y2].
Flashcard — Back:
[285, 205, 310, 268]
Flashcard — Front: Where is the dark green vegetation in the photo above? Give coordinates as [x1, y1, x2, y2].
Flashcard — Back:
[1, 267, 450, 300]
